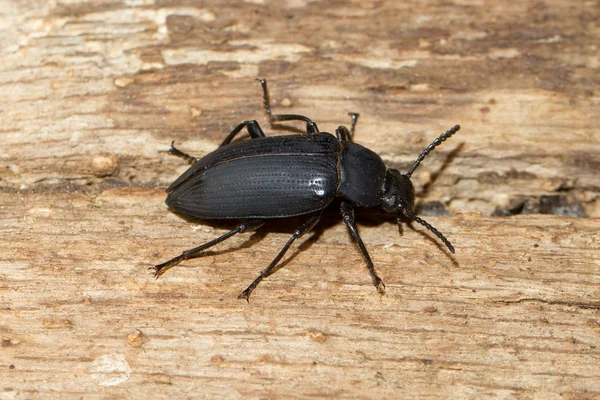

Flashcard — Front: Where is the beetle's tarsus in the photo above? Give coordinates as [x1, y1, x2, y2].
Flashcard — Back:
[348, 113, 359, 139]
[336, 113, 359, 141]
[168, 142, 197, 163]
[373, 277, 386, 294]
[152, 256, 182, 279]
[257, 78, 271, 121]
[148, 266, 161, 280]
[396, 216, 404, 235]
[257, 78, 319, 134]
[237, 290, 252, 303]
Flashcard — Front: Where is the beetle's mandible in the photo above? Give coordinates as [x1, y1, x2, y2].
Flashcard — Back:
[154, 79, 460, 301]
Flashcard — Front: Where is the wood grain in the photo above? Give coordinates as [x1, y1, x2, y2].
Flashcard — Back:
[1, 0, 599, 398]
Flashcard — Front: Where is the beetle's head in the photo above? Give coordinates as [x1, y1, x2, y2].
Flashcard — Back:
[381, 125, 460, 254]
[381, 169, 415, 214]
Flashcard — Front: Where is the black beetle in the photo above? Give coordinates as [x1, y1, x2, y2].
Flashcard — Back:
[154, 79, 459, 301]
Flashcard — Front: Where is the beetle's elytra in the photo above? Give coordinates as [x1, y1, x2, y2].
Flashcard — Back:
[154, 79, 459, 301]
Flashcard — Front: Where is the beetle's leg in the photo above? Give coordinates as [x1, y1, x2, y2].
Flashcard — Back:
[257, 78, 319, 134]
[340, 202, 385, 294]
[152, 219, 264, 278]
[219, 120, 266, 147]
[238, 213, 322, 302]
[348, 113, 359, 139]
[396, 215, 404, 235]
[269, 114, 320, 135]
[169, 141, 198, 162]
[335, 126, 352, 142]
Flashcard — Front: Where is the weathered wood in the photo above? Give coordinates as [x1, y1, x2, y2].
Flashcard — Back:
[1, 0, 599, 398]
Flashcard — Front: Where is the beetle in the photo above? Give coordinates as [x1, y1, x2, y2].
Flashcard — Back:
[154, 79, 459, 301]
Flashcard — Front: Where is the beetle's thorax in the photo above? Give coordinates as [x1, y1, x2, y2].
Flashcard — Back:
[381, 169, 415, 214]
[337, 141, 387, 208]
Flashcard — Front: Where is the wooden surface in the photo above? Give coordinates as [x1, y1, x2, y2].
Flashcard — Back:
[1, 0, 599, 398]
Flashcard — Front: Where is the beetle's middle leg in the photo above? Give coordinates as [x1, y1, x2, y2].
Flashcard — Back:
[238, 212, 322, 302]
[152, 219, 264, 278]
[257, 78, 320, 134]
[340, 202, 385, 294]
[219, 120, 267, 147]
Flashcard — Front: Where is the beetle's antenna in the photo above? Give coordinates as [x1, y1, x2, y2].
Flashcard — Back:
[402, 210, 455, 254]
[405, 125, 460, 178]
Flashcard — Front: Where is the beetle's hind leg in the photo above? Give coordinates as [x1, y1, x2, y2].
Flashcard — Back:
[340, 202, 385, 294]
[152, 219, 264, 278]
[238, 212, 322, 302]
[257, 78, 319, 134]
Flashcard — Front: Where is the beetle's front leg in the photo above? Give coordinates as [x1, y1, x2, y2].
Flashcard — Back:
[348, 113, 359, 139]
[152, 219, 264, 278]
[335, 114, 360, 142]
[340, 202, 385, 294]
[336, 126, 352, 142]
[238, 212, 322, 302]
